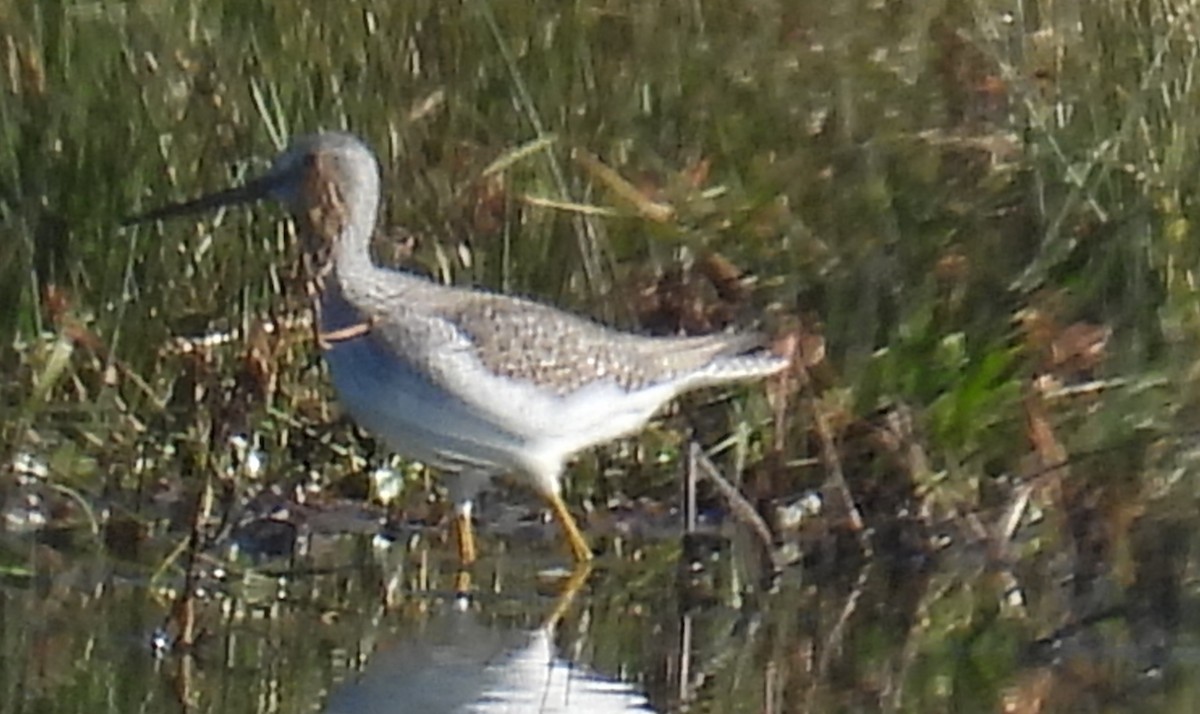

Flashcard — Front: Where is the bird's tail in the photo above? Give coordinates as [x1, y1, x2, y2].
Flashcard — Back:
[689, 348, 790, 388]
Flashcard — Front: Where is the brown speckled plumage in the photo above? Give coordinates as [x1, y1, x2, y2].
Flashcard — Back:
[444, 295, 763, 394]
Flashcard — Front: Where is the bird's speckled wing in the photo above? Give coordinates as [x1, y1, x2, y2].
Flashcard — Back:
[439, 292, 767, 394]
[361, 284, 768, 396]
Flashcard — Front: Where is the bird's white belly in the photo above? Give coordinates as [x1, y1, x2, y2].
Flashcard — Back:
[322, 335, 527, 474]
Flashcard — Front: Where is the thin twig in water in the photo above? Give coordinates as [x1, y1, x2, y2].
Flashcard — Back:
[807, 560, 871, 707]
[684, 440, 699, 533]
[689, 441, 780, 569]
[808, 398, 872, 557]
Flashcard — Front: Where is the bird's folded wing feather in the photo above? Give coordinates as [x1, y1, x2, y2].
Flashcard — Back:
[366, 290, 766, 398]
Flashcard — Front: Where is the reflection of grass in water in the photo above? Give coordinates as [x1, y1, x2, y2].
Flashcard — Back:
[1, 2, 1200, 709]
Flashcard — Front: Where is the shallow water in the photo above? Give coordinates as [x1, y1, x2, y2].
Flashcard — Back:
[2, 505, 1199, 713]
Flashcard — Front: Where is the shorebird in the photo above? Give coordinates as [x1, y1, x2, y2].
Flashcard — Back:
[129, 132, 788, 566]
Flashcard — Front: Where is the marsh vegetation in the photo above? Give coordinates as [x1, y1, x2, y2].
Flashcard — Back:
[2, 1, 1200, 712]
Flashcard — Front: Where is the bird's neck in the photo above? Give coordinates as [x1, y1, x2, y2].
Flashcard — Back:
[312, 225, 432, 340]
[330, 166, 381, 277]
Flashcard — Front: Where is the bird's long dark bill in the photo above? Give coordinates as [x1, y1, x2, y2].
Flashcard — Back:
[123, 172, 279, 226]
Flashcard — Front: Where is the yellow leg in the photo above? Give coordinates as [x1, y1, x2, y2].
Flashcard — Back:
[453, 569, 473, 596]
[454, 510, 477, 567]
[543, 561, 593, 628]
[546, 491, 593, 564]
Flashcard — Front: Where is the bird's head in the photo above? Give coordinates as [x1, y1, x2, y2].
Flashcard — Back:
[126, 132, 381, 252]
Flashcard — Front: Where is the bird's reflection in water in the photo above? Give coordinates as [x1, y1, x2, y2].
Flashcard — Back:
[323, 567, 656, 714]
